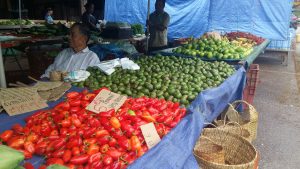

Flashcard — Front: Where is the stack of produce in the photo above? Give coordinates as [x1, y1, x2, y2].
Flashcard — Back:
[172, 37, 253, 60]
[19, 23, 69, 37]
[225, 32, 265, 45]
[0, 89, 186, 169]
[0, 19, 35, 26]
[74, 56, 236, 107]
[131, 24, 144, 35]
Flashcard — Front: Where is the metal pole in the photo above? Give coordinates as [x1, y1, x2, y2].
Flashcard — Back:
[0, 42, 7, 88]
[145, 0, 150, 54]
[19, 0, 22, 31]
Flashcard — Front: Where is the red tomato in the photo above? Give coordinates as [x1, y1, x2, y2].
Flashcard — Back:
[0, 130, 13, 142]
[23, 162, 34, 169]
[63, 149, 72, 162]
[38, 165, 47, 169]
[69, 99, 81, 107]
[69, 154, 89, 165]
[95, 129, 109, 138]
[12, 124, 24, 133]
[87, 144, 99, 155]
[8, 137, 25, 149]
[100, 144, 109, 153]
[66, 91, 80, 99]
[24, 141, 35, 154]
[72, 147, 81, 156]
[103, 155, 113, 166]
[61, 119, 71, 128]
[106, 149, 122, 160]
[46, 158, 64, 165]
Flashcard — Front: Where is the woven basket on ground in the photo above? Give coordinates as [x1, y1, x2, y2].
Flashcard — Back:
[213, 121, 252, 142]
[217, 100, 258, 141]
[194, 136, 225, 164]
[198, 128, 258, 169]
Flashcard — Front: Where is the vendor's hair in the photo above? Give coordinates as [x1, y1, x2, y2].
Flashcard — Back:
[46, 8, 53, 12]
[156, 0, 166, 5]
[84, 2, 94, 9]
[71, 22, 91, 43]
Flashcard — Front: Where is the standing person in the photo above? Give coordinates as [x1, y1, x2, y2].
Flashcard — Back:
[82, 3, 100, 31]
[147, 0, 170, 52]
[45, 8, 54, 24]
[41, 23, 100, 78]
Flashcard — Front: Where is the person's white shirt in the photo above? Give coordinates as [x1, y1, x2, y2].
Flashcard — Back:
[41, 47, 100, 78]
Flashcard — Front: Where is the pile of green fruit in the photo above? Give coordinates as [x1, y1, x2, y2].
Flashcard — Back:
[131, 24, 144, 35]
[172, 37, 253, 60]
[74, 55, 235, 106]
[19, 23, 69, 36]
[0, 19, 34, 25]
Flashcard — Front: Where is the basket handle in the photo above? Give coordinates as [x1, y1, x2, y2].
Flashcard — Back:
[232, 100, 257, 114]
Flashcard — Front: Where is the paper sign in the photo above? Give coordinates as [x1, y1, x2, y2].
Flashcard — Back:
[0, 87, 48, 116]
[86, 89, 127, 113]
[140, 122, 161, 149]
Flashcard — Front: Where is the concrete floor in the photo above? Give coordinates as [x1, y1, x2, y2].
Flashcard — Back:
[253, 40, 300, 168]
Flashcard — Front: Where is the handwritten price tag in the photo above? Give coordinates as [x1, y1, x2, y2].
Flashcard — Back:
[140, 123, 161, 149]
[86, 89, 127, 113]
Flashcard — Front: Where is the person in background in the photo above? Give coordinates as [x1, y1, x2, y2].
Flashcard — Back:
[147, 0, 170, 52]
[82, 3, 100, 31]
[41, 23, 100, 78]
[45, 8, 54, 24]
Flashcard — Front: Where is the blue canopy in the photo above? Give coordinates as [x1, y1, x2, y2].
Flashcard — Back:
[104, 0, 293, 40]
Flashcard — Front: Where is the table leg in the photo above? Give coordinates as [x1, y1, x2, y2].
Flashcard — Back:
[0, 42, 7, 88]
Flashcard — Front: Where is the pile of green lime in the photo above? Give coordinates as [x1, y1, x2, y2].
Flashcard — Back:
[172, 37, 249, 60]
[74, 55, 235, 106]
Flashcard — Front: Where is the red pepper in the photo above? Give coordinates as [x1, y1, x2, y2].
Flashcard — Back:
[35, 141, 49, 155]
[97, 136, 110, 146]
[88, 152, 102, 164]
[0, 130, 13, 142]
[63, 149, 72, 162]
[71, 116, 82, 127]
[110, 116, 121, 129]
[130, 135, 142, 151]
[8, 137, 25, 149]
[54, 102, 70, 111]
[81, 100, 90, 108]
[98, 109, 115, 118]
[95, 129, 109, 138]
[72, 147, 81, 156]
[141, 115, 156, 122]
[52, 149, 65, 158]
[83, 138, 97, 145]
[38, 165, 47, 169]
[12, 124, 24, 133]
[106, 149, 122, 160]
[109, 137, 117, 147]
[70, 154, 89, 165]
[117, 136, 131, 150]
[90, 161, 104, 169]
[82, 93, 96, 101]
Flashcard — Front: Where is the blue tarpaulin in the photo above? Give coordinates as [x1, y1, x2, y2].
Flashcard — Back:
[104, 0, 293, 41]
[0, 67, 246, 169]
[104, 0, 210, 40]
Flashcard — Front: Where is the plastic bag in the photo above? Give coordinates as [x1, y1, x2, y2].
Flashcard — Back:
[64, 70, 90, 82]
[0, 145, 24, 169]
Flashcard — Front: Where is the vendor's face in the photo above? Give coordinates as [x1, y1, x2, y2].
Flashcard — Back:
[69, 26, 87, 50]
[155, 1, 165, 13]
[88, 4, 94, 13]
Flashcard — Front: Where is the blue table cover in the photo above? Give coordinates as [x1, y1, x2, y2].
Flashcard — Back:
[0, 67, 246, 168]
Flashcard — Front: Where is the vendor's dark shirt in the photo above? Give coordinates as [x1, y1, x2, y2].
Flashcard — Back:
[82, 12, 98, 30]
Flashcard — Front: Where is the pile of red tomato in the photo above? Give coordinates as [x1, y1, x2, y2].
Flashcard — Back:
[0, 88, 186, 169]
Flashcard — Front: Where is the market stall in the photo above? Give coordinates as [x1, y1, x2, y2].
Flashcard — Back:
[0, 64, 246, 168]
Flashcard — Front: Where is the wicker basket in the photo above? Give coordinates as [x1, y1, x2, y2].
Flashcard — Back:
[213, 121, 252, 142]
[194, 136, 225, 164]
[199, 128, 258, 169]
[226, 100, 258, 141]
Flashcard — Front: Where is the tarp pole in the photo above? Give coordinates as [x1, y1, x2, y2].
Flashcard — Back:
[18, 0, 22, 31]
[145, 0, 150, 54]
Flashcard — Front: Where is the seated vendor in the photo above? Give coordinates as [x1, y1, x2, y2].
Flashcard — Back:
[41, 23, 100, 78]
[45, 8, 54, 24]
[82, 3, 100, 32]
